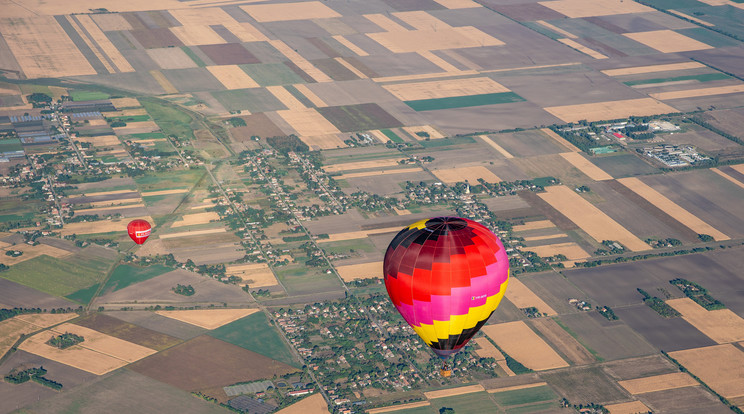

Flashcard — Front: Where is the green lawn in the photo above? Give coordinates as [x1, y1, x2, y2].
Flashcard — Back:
[381, 129, 404, 143]
[208, 311, 299, 367]
[140, 98, 195, 140]
[490, 386, 557, 406]
[623, 72, 731, 86]
[405, 92, 525, 111]
[70, 90, 110, 101]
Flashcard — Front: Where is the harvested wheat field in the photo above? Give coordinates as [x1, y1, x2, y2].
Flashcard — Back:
[0, 313, 76, 358]
[54, 323, 155, 362]
[531, 318, 595, 365]
[1, 242, 73, 265]
[155, 308, 259, 330]
[403, 125, 445, 140]
[539, 0, 653, 18]
[394, 10, 452, 31]
[158, 228, 226, 239]
[432, 166, 500, 185]
[513, 220, 555, 232]
[277, 108, 340, 136]
[482, 321, 569, 371]
[712, 168, 744, 190]
[325, 159, 404, 173]
[75, 14, 133, 72]
[624, 30, 712, 53]
[522, 242, 586, 261]
[523, 233, 567, 242]
[478, 136, 514, 158]
[383, 77, 509, 101]
[225, 263, 277, 287]
[337, 167, 423, 180]
[336, 261, 382, 281]
[0, 16, 96, 78]
[424, 384, 485, 399]
[275, 393, 328, 414]
[544, 98, 677, 123]
[369, 26, 503, 53]
[473, 337, 504, 360]
[141, 188, 189, 197]
[666, 298, 744, 343]
[617, 177, 729, 241]
[487, 382, 548, 393]
[505, 277, 557, 316]
[434, 0, 480, 8]
[150, 70, 179, 94]
[618, 372, 698, 394]
[75, 135, 120, 146]
[538, 185, 650, 251]
[299, 134, 347, 150]
[293, 84, 326, 107]
[538, 20, 576, 39]
[61, 216, 153, 236]
[241, 1, 340, 22]
[367, 401, 431, 413]
[15, 313, 78, 329]
[171, 212, 220, 228]
[318, 226, 403, 243]
[605, 401, 652, 414]
[69, 189, 135, 198]
[171, 25, 225, 46]
[558, 38, 608, 59]
[669, 344, 744, 399]
[559, 152, 613, 181]
[267, 85, 307, 110]
[650, 85, 744, 101]
[207, 65, 259, 89]
[601, 62, 706, 77]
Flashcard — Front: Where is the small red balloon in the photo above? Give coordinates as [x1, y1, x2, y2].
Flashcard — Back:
[127, 219, 151, 245]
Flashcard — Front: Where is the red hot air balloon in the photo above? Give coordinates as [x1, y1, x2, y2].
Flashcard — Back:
[384, 217, 509, 376]
[127, 219, 152, 245]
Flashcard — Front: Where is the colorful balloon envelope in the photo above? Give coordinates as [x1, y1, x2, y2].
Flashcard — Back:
[383, 217, 509, 366]
[127, 219, 152, 245]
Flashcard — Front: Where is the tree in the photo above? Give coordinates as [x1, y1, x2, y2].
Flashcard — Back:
[439, 408, 455, 414]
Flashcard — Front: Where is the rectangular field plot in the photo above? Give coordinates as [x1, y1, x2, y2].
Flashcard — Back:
[336, 261, 382, 281]
[669, 344, 744, 400]
[666, 298, 744, 344]
[405, 92, 525, 111]
[238, 63, 307, 87]
[431, 166, 500, 184]
[226, 263, 278, 287]
[490, 385, 557, 407]
[367, 25, 503, 53]
[74, 313, 182, 351]
[317, 103, 403, 132]
[618, 372, 697, 394]
[423, 391, 500, 414]
[557, 313, 656, 361]
[241, 1, 340, 22]
[382, 77, 510, 101]
[482, 321, 569, 371]
[623, 30, 712, 53]
[156, 309, 259, 330]
[208, 311, 298, 367]
[559, 152, 613, 181]
[530, 318, 596, 365]
[540, 365, 629, 405]
[505, 277, 557, 316]
[544, 98, 677, 123]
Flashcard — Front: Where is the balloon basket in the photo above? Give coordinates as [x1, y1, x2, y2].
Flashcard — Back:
[440, 362, 452, 377]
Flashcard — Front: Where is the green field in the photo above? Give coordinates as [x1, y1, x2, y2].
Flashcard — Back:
[0, 138, 23, 153]
[381, 129, 404, 143]
[239, 63, 306, 86]
[135, 168, 204, 192]
[180, 46, 206, 67]
[429, 392, 500, 414]
[100, 264, 171, 294]
[490, 386, 557, 406]
[65, 283, 100, 305]
[418, 136, 476, 148]
[108, 115, 151, 123]
[405, 92, 525, 111]
[623, 72, 731, 86]
[506, 401, 558, 413]
[677, 27, 742, 48]
[212, 88, 287, 113]
[320, 238, 377, 255]
[70, 90, 110, 101]
[208, 311, 299, 367]
[128, 132, 167, 140]
[1, 251, 115, 297]
[19, 84, 52, 96]
[140, 98, 195, 140]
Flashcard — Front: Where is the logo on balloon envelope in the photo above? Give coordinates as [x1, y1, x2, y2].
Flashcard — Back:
[127, 219, 152, 245]
[383, 216, 509, 376]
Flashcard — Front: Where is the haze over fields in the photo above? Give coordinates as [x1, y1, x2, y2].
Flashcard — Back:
[1, 0, 744, 413]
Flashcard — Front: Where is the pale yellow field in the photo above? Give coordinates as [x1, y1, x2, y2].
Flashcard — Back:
[383, 77, 509, 101]
[368, 26, 503, 53]
[432, 166, 500, 184]
[424, 384, 485, 399]
[110, 97, 141, 108]
[712, 168, 744, 190]
[483, 321, 568, 371]
[60, 216, 153, 236]
[171, 211, 220, 227]
[0, 313, 76, 358]
[0, 16, 96, 78]
[650, 84, 744, 100]
[523, 233, 567, 242]
[2, 243, 74, 265]
[617, 177, 729, 241]
[226, 263, 277, 287]
[336, 261, 382, 281]
[333, 35, 368, 56]
[75, 135, 120, 146]
[276, 393, 328, 414]
[171, 25, 225, 46]
[334, 57, 368, 78]
[394, 11, 451, 31]
[75, 14, 134, 72]
[68, 189, 135, 198]
[418, 50, 460, 72]
[318, 226, 403, 243]
[86, 119, 108, 127]
[324, 159, 404, 173]
[223, 22, 269, 42]
[488, 382, 549, 393]
[141, 188, 189, 196]
[158, 228, 226, 239]
[156, 308, 259, 330]
[394, 208, 411, 215]
[367, 401, 431, 413]
[558, 38, 608, 59]
[669, 344, 744, 399]
[269, 39, 333, 83]
[539, 0, 653, 18]
[299, 134, 347, 150]
[267, 86, 307, 110]
[80, 203, 146, 215]
[56, 323, 155, 362]
[67, 15, 117, 74]
[88, 198, 144, 208]
[433, 0, 481, 8]
[373, 70, 478, 84]
[537, 20, 576, 38]
[146, 47, 197, 70]
[513, 220, 555, 232]
[618, 372, 698, 394]
[16, 313, 78, 329]
[601, 62, 706, 77]
[337, 167, 423, 180]
[315, 19, 355, 36]
[605, 401, 652, 414]
[207, 65, 260, 90]
[732, 164, 744, 175]
[560, 152, 613, 181]
[544, 98, 677, 123]
[667, 298, 744, 343]
[624, 30, 712, 53]
[402, 125, 445, 140]
[541, 128, 581, 152]
[91, 13, 133, 31]
[538, 185, 650, 251]
[241, 1, 340, 22]
[473, 337, 504, 360]
[365, 14, 408, 32]
[277, 108, 340, 136]
[293, 84, 326, 107]
[150, 70, 179, 94]
[505, 277, 558, 316]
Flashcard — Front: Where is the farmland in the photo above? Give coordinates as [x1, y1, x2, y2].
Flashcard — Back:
[208, 311, 298, 367]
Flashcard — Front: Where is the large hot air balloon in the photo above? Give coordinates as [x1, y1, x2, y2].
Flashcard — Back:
[127, 219, 152, 245]
[383, 217, 509, 376]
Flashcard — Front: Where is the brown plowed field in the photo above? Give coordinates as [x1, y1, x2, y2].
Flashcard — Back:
[130, 28, 183, 49]
[74, 313, 182, 351]
[531, 318, 595, 365]
[199, 43, 260, 65]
